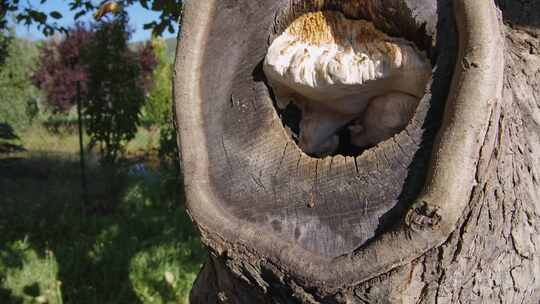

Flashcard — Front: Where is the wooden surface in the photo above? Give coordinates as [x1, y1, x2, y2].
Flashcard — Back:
[174, 0, 540, 302]
[195, 0, 446, 258]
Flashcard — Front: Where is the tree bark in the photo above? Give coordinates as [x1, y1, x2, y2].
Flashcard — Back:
[174, 0, 540, 302]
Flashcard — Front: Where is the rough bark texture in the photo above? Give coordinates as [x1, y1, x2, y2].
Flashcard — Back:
[176, 0, 540, 303]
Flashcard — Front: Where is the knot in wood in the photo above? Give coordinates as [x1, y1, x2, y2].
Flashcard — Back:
[405, 201, 442, 231]
[217, 291, 228, 303]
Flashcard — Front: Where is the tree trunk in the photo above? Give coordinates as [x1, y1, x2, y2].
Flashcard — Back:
[174, 0, 540, 302]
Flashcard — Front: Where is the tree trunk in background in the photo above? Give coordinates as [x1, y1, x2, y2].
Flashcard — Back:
[175, 0, 540, 302]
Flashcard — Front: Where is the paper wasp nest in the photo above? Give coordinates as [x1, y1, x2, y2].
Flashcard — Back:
[263, 11, 431, 156]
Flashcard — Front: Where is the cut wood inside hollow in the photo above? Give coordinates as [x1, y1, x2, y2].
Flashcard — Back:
[264, 11, 432, 157]
[176, 0, 446, 261]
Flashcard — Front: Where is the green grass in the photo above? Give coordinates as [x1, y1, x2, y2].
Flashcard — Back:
[17, 122, 86, 154]
[126, 127, 161, 158]
[0, 127, 206, 304]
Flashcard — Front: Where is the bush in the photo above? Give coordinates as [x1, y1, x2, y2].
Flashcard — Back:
[0, 153, 205, 303]
[138, 37, 180, 172]
[0, 35, 43, 130]
[140, 38, 171, 127]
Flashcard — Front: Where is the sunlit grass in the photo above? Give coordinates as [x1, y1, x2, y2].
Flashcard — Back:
[0, 241, 63, 304]
[0, 125, 205, 304]
[18, 122, 84, 154]
[126, 126, 161, 156]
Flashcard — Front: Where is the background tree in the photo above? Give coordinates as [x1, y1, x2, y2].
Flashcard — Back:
[0, 29, 10, 67]
[141, 37, 171, 126]
[83, 11, 156, 163]
[139, 37, 179, 165]
[32, 24, 93, 113]
[0, 31, 42, 129]
[31, 11, 157, 163]
[0, 28, 34, 153]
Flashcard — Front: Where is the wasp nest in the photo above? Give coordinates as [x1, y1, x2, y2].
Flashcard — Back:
[264, 11, 431, 156]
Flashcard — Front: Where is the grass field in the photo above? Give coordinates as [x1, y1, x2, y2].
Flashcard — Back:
[0, 124, 206, 304]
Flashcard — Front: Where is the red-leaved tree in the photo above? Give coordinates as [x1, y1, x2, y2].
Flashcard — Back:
[137, 39, 158, 94]
[33, 17, 157, 163]
[32, 22, 157, 114]
[32, 23, 93, 112]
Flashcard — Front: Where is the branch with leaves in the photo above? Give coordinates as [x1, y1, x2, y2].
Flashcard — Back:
[1, 0, 182, 37]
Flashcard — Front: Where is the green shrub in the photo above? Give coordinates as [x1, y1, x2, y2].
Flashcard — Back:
[0, 36, 43, 130]
[0, 240, 63, 304]
[140, 38, 172, 127]
[0, 152, 205, 303]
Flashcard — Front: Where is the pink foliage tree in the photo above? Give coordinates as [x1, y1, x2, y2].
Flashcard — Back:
[32, 24, 93, 112]
[32, 22, 157, 114]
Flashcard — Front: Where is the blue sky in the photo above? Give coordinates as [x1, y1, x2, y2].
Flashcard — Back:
[11, 0, 178, 42]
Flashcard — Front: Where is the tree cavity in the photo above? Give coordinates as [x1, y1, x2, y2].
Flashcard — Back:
[264, 11, 431, 157]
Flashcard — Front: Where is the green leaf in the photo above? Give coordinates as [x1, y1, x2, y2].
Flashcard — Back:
[29, 10, 47, 24]
[50, 11, 63, 19]
[74, 11, 86, 20]
[143, 22, 155, 30]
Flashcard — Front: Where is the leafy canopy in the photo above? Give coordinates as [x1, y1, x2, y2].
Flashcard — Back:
[0, 0, 182, 37]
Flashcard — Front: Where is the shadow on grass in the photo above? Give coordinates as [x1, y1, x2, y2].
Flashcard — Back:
[0, 288, 24, 304]
[0, 122, 25, 154]
[0, 152, 206, 304]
